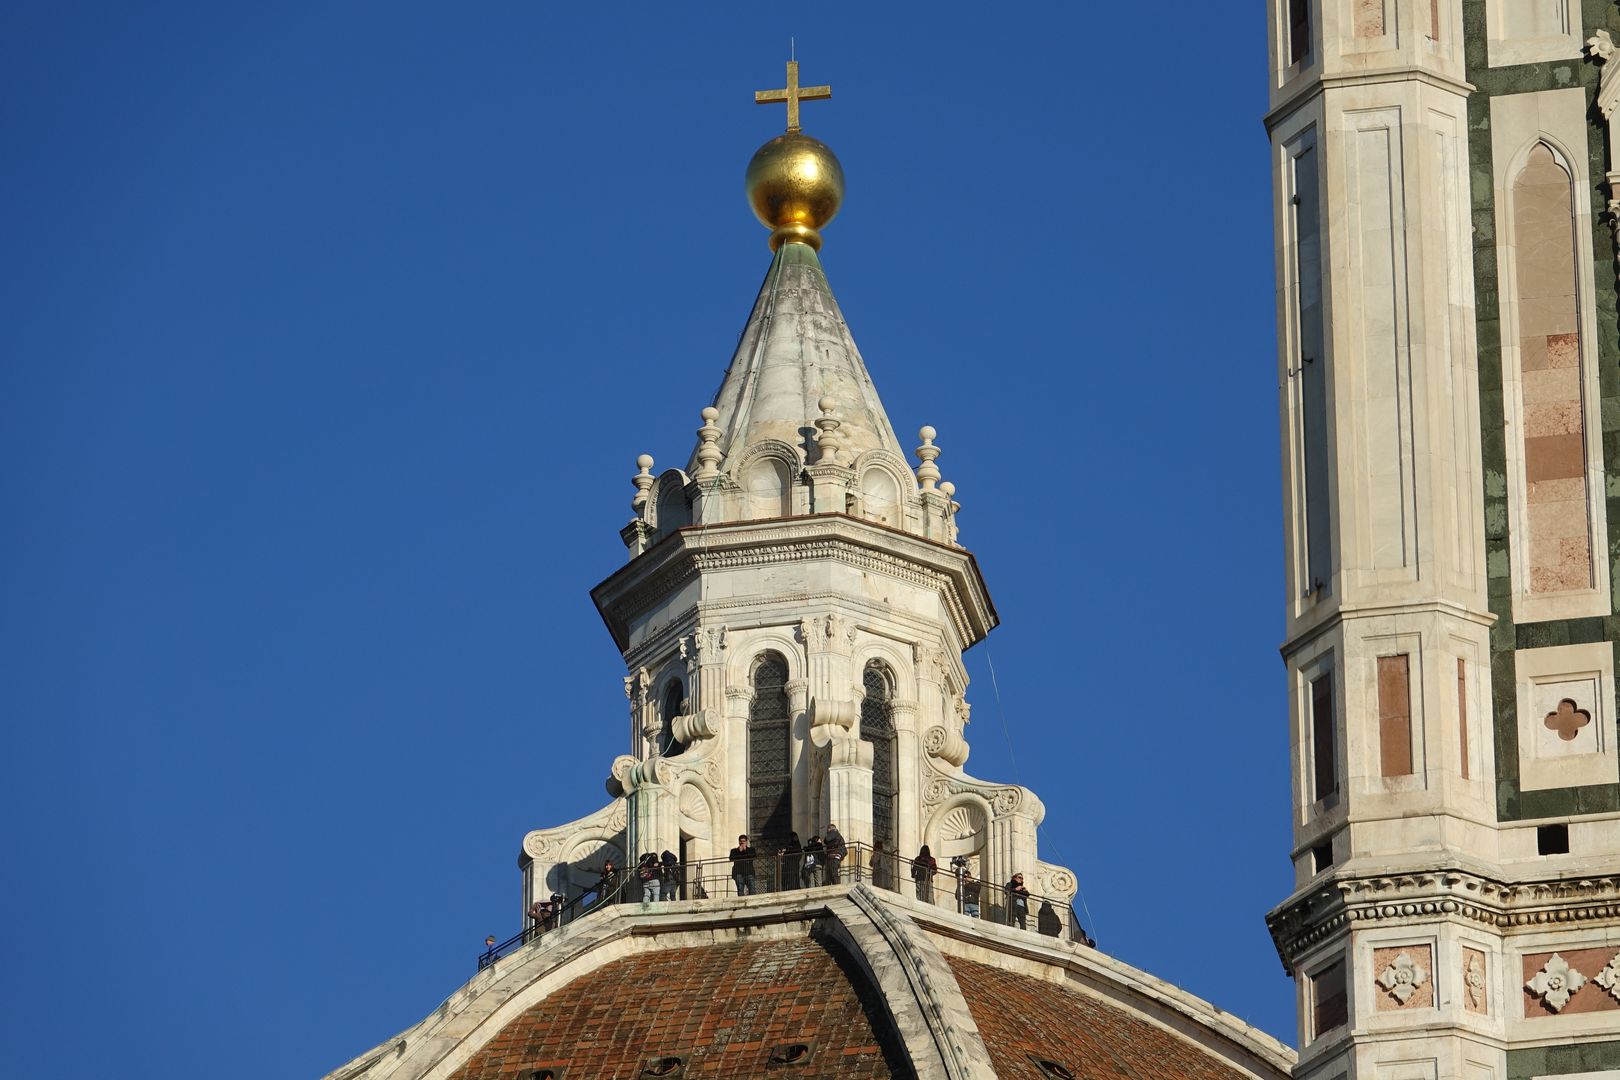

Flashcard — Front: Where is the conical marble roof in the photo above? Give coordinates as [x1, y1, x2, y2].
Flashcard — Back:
[690, 242, 907, 472]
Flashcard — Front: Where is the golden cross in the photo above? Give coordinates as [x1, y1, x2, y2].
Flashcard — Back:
[754, 60, 831, 134]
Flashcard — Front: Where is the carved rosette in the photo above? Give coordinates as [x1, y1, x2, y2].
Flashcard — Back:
[1526, 953, 1585, 1012]
[1375, 950, 1430, 1006]
[923, 778, 953, 807]
[703, 757, 725, 791]
[1039, 867, 1077, 900]
[1595, 952, 1620, 1004]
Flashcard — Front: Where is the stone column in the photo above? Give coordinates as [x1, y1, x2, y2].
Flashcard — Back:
[785, 677, 811, 839]
[724, 685, 751, 844]
[891, 699, 920, 857]
[824, 735, 874, 847]
[623, 759, 677, 882]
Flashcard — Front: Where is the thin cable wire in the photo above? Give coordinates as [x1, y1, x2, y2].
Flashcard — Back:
[984, 647, 1099, 942]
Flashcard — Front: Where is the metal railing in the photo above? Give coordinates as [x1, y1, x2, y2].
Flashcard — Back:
[477, 842, 1093, 970]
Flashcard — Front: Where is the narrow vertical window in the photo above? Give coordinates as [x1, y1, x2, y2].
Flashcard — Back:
[1289, 0, 1312, 66]
[860, 661, 898, 849]
[1457, 658, 1470, 779]
[1311, 672, 1338, 803]
[1311, 958, 1348, 1037]
[1377, 654, 1414, 777]
[657, 680, 686, 758]
[748, 653, 793, 845]
[1292, 140, 1331, 597]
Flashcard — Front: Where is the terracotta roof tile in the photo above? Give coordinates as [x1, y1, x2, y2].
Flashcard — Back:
[947, 955, 1254, 1080]
[448, 937, 913, 1080]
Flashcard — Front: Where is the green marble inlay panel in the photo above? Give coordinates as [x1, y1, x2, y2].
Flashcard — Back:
[1463, 0, 1620, 821]
[1508, 1038, 1620, 1079]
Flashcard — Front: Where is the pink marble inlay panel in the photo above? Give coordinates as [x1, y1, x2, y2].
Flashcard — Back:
[1356, 0, 1386, 37]
[1512, 144, 1593, 595]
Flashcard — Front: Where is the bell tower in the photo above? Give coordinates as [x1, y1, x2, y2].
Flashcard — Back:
[519, 61, 1078, 918]
[1265, 2, 1620, 1078]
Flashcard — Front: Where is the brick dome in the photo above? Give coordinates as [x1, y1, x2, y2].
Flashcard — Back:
[326, 888, 1293, 1080]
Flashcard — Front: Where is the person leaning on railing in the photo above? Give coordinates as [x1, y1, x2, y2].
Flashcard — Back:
[911, 844, 938, 902]
[1004, 871, 1030, 929]
[594, 859, 620, 909]
[802, 834, 825, 884]
[823, 824, 846, 885]
[870, 840, 895, 891]
[729, 834, 757, 896]
[778, 832, 803, 889]
[959, 869, 981, 918]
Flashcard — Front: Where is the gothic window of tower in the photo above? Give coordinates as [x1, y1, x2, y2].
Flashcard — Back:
[1286, 130, 1330, 600]
[861, 660, 899, 850]
[1286, 0, 1311, 67]
[747, 652, 793, 846]
[657, 678, 686, 758]
[1309, 671, 1338, 806]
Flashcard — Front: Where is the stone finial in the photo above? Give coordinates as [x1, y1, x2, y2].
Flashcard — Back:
[940, 480, 959, 512]
[915, 425, 941, 491]
[693, 406, 723, 480]
[814, 395, 844, 465]
[630, 454, 655, 515]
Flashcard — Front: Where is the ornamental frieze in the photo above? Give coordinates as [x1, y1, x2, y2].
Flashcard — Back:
[1267, 870, 1620, 971]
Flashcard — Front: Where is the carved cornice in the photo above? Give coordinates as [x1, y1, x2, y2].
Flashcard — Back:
[591, 516, 997, 654]
[1266, 868, 1620, 973]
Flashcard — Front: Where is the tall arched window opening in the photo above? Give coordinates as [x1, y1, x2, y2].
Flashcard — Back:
[861, 661, 898, 849]
[656, 680, 686, 758]
[748, 652, 793, 845]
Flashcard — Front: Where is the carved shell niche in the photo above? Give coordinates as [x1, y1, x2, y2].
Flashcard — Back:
[939, 803, 987, 843]
[678, 784, 711, 822]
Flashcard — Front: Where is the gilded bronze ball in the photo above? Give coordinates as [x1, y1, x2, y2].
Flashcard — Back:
[745, 132, 844, 250]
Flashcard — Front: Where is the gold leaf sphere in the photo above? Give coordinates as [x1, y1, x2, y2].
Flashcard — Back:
[745, 132, 844, 251]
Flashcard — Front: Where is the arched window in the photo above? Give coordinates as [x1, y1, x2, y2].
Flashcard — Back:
[859, 467, 900, 526]
[748, 652, 792, 844]
[656, 680, 686, 758]
[743, 458, 792, 519]
[656, 481, 690, 531]
[861, 661, 898, 849]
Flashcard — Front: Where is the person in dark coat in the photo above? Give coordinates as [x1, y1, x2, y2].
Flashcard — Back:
[912, 844, 938, 903]
[660, 850, 682, 900]
[778, 832, 803, 890]
[960, 870, 982, 919]
[594, 859, 620, 909]
[870, 839, 895, 891]
[802, 835, 825, 884]
[1004, 871, 1031, 929]
[823, 824, 846, 885]
[729, 834, 757, 896]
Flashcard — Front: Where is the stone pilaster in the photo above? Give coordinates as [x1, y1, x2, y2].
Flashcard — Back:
[891, 699, 920, 856]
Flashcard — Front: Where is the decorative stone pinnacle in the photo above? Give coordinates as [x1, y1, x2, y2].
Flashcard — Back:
[694, 406, 723, 480]
[939, 480, 959, 511]
[631, 454, 655, 515]
[915, 425, 941, 491]
[814, 395, 844, 465]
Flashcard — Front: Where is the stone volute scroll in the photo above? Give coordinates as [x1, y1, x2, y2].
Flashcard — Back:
[1588, 28, 1620, 282]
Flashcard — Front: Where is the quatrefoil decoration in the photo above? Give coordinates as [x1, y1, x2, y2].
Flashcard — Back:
[1544, 698, 1592, 742]
[1376, 951, 1429, 1004]
[1526, 953, 1586, 1012]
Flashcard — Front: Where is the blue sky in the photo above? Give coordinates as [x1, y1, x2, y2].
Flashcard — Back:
[1, 4, 1292, 1075]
